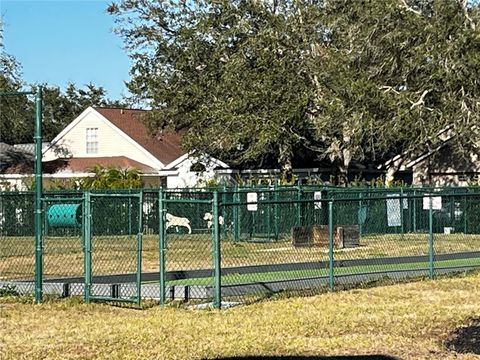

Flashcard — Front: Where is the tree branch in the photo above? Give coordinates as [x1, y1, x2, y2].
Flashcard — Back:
[409, 89, 431, 110]
[458, 0, 476, 31]
[399, 0, 422, 15]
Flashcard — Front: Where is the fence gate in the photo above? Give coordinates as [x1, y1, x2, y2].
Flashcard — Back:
[43, 195, 84, 295]
[85, 192, 143, 304]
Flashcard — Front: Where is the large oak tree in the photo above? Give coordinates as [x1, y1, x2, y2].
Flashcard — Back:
[109, 0, 480, 183]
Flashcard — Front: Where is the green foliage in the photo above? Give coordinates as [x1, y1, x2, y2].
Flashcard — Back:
[45, 178, 81, 191]
[110, 0, 480, 183]
[80, 165, 142, 189]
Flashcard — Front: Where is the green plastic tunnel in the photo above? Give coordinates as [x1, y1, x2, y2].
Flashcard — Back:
[47, 204, 82, 227]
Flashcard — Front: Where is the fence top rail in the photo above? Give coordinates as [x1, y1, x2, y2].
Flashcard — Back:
[163, 198, 212, 204]
[2, 186, 480, 198]
[41, 197, 84, 202]
[221, 191, 480, 206]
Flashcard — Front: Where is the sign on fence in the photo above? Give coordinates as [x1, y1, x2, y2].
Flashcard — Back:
[423, 195, 442, 210]
[314, 191, 322, 209]
[247, 192, 258, 211]
[386, 194, 401, 227]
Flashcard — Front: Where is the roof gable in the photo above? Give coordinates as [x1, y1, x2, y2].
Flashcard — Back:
[93, 108, 185, 165]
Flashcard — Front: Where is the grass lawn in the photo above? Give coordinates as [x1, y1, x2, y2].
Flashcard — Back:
[2, 271, 480, 359]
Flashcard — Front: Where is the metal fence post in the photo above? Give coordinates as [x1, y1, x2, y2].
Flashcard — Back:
[212, 191, 222, 308]
[159, 188, 166, 305]
[400, 188, 404, 235]
[413, 189, 417, 233]
[222, 184, 227, 237]
[84, 191, 92, 302]
[328, 201, 334, 291]
[358, 192, 363, 238]
[429, 196, 434, 279]
[273, 182, 279, 240]
[34, 87, 43, 304]
[136, 190, 143, 305]
[233, 186, 240, 242]
[296, 185, 302, 227]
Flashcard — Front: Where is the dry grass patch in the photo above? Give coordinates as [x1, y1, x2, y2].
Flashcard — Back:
[2, 272, 480, 359]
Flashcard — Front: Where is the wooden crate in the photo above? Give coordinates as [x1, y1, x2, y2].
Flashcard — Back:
[291, 226, 313, 247]
[292, 225, 360, 249]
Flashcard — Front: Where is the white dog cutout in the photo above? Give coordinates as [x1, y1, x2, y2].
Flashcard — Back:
[203, 212, 224, 229]
[166, 213, 192, 234]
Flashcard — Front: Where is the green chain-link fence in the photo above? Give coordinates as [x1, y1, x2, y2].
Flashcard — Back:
[2, 186, 480, 307]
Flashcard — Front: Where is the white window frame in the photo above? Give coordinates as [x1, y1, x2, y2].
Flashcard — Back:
[86, 127, 98, 154]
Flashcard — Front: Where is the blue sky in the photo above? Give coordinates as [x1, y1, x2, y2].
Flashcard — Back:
[1, 0, 131, 100]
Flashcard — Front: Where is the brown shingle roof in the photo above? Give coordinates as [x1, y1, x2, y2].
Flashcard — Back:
[1, 157, 156, 175]
[65, 156, 156, 174]
[94, 107, 185, 165]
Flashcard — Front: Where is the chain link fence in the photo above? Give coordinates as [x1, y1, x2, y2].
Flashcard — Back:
[1, 186, 480, 306]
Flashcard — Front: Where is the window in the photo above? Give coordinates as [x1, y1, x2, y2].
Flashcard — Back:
[86, 128, 98, 154]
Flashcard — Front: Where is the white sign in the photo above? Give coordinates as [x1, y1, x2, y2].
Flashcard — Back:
[423, 195, 442, 210]
[314, 191, 322, 210]
[386, 194, 401, 227]
[247, 192, 258, 211]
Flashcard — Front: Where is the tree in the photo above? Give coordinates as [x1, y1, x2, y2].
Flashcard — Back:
[318, 0, 480, 182]
[109, 0, 480, 183]
[109, 0, 327, 180]
[42, 82, 124, 142]
[0, 20, 33, 144]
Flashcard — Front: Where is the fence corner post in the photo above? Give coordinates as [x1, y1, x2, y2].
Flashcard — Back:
[328, 200, 334, 291]
[212, 190, 222, 309]
[136, 190, 143, 305]
[84, 190, 92, 303]
[34, 87, 43, 304]
[428, 195, 434, 279]
[159, 188, 166, 305]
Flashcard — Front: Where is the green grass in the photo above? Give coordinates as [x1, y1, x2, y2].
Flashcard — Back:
[164, 256, 480, 286]
[2, 271, 480, 359]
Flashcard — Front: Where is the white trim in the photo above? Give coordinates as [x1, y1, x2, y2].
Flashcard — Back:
[163, 152, 229, 170]
[43, 107, 95, 155]
[380, 124, 457, 170]
[94, 110, 165, 169]
[158, 170, 179, 176]
[404, 143, 448, 169]
[43, 107, 165, 169]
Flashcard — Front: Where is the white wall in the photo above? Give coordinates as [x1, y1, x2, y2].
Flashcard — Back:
[43, 109, 162, 170]
[165, 157, 223, 188]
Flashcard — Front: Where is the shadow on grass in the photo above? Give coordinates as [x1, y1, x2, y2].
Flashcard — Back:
[205, 356, 399, 360]
[445, 317, 480, 355]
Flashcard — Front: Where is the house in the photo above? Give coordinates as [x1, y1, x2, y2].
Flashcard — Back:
[1, 107, 229, 189]
[382, 126, 480, 186]
[0, 142, 53, 190]
[394, 142, 480, 186]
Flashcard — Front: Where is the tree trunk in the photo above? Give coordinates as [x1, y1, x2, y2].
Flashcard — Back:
[385, 157, 405, 186]
[337, 163, 348, 186]
[279, 144, 294, 184]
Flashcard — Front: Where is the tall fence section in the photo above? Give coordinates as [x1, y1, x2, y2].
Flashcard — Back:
[1, 186, 480, 307]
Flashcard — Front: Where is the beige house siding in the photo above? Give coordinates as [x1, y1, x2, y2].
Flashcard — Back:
[412, 144, 480, 186]
[43, 108, 163, 171]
